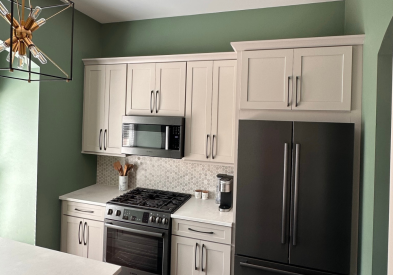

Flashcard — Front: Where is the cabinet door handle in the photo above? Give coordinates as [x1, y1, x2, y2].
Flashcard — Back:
[195, 243, 199, 270]
[75, 208, 94, 213]
[99, 129, 102, 150]
[281, 143, 289, 244]
[83, 222, 87, 246]
[150, 90, 154, 113]
[212, 135, 216, 159]
[293, 144, 300, 246]
[78, 221, 82, 244]
[201, 244, 205, 272]
[188, 228, 214, 234]
[104, 130, 107, 151]
[287, 76, 291, 107]
[295, 76, 299, 107]
[206, 135, 210, 159]
[155, 90, 159, 113]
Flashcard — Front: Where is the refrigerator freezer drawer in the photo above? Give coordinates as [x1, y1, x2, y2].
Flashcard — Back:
[235, 255, 336, 275]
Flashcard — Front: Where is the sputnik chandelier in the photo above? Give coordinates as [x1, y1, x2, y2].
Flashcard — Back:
[0, 0, 74, 82]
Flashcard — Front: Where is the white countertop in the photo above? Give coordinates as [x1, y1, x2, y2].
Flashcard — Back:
[59, 184, 128, 206]
[0, 237, 121, 275]
[60, 185, 233, 227]
[171, 197, 233, 227]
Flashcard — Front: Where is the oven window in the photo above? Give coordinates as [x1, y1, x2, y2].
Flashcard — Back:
[123, 124, 165, 149]
[106, 227, 163, 274]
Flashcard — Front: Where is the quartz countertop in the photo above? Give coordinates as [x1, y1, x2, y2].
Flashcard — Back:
[0, 237, 121, 275]
[59, 184, 128, 206]
[171, 197, 233, 227]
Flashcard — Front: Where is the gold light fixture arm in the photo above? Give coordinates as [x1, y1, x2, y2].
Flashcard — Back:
[46, 5, 71, 21]
[0, 13, 10, 24]
[35, 45, 69, 78]
[21, 0, 25, 24]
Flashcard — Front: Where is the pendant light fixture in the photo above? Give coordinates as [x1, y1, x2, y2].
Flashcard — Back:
[0, 0, 74, 82]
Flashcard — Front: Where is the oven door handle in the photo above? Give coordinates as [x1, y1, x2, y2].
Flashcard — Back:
[105, 223, 164, 238]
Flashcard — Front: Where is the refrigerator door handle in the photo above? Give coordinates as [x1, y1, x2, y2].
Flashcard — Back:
[281, 143, 289, 244]
[293, 143, 300, 246]
[240, 262, 302, 275]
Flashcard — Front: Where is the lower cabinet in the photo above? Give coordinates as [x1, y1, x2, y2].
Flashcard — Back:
[171, 235, 231, 275]
[61, 213, 104, 261]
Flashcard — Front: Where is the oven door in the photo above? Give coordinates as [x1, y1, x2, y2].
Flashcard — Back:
[104, 219, 169, 275]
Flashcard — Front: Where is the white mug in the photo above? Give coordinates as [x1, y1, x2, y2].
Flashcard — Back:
[202, 191, 209, 200]
[195, 190, 202, 199]
[119, 176, 128, 191]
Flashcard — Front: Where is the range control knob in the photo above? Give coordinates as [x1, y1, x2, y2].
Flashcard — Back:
[149, 216, 156, 223]
[162, 218, 168, 225]
[156, 217, 162, 224]
[107, 209, 113, 215]
[116, 210, 121, 216]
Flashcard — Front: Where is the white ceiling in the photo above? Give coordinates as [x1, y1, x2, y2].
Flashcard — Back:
[73, 0, 342, 24]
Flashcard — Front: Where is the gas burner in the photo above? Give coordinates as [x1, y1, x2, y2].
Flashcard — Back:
[107, 187, 191, 214]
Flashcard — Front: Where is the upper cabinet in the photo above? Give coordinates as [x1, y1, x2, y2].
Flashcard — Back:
[293, 46, 352, 111]
[82, 64, 126, 156]
[241, 49, 293, 110]
[126, 62, 186, 116]
[240, 46, 353, 111]
[184, 60, 236, 164]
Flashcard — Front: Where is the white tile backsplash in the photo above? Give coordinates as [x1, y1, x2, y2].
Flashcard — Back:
[97, 156, 234, 197]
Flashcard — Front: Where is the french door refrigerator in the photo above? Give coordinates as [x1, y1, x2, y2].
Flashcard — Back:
[235, 121, 354, 275]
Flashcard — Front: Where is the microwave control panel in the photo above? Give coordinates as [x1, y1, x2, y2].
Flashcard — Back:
[170, 126, 181, 150]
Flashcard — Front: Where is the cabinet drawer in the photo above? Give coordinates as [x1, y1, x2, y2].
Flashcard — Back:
[62, 201, 105, 222]
[172, 219, 232, 245]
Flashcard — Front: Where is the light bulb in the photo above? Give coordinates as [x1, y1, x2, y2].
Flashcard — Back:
[36, 18, 46, 27]
[29, 45, 39, 58]
[31, 6, 42, 20]
[0, 1, 9, 16]
[0, 40, 8, 53]
[37, 52, 47, 64]
[17, 55, 27, 69]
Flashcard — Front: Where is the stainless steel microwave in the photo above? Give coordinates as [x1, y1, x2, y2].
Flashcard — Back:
[121, 116, 184, 159]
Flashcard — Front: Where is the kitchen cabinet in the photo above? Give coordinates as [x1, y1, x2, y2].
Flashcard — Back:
[240, 46, 352, 111]
[82, 65, 105, 153]
[184, 60, 236, 164]
[126, 62, 186, 116]
[171, 235, 231, 275]
[61, 201, 106, 261]
[240, 49, 293, 110]
[61, 215, 104, 261]
[82, 64, 126, 156]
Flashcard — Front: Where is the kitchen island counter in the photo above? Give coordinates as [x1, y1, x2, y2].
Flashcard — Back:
[172, 197, 233, 227]
[0, 237, 121, 275]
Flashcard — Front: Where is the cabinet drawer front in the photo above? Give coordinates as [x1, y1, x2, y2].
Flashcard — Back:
[172, 219, 231, 245]
[62, 201, 105, 222]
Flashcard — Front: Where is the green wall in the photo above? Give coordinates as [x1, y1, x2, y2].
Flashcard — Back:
[345, 0, 393, 274]
[101, 1, 345, 57]
[32, 0, 101, 250]
[0, 69, 39, 245]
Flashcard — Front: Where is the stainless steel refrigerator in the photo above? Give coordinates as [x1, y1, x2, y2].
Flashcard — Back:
[235, 121, 354, 275]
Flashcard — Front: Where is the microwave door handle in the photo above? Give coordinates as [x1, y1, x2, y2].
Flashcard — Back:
[105, 223, 164, 238]
[165, 126, 170, 150]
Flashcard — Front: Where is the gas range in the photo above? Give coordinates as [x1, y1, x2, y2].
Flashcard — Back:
[105, 187, 191, 229]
